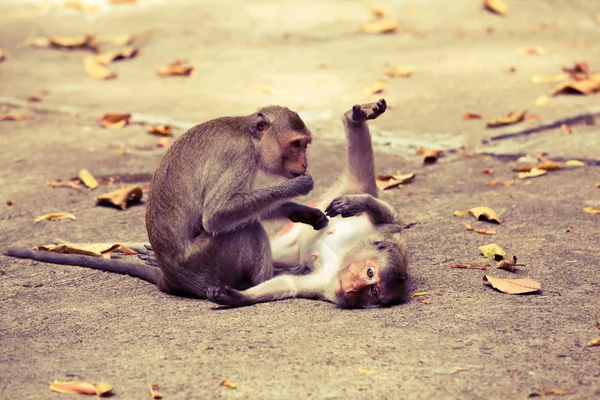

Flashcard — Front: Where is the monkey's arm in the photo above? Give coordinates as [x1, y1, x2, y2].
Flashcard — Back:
[325, 194, 397, 225]
[262, 202, 328, 230]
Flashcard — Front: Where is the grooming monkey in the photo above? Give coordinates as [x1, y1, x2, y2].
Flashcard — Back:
[207, 98, 410, 309]
[5, 106, 328, 297]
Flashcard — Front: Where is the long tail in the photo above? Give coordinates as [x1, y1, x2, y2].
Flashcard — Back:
[4, 248, 162, 285]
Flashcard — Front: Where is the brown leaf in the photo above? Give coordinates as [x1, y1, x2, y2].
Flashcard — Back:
[588, 338, 600, 347]
[34, 212, 76, 223]
[95, 185, 143, 210]
[552, 79, 600, 96]
[98, 113, 131, 129]
[83, 55, 116, 80]
[157, 60, 195, 77]
[528, 387, 576, 397]
[485, 181, 515, 186]
[7, 199, 13, 206]
[47, 180, 82, 190]
[469, 206, 501, 224]
[0, 113, 31, 121]
[561, 124, 572, 134]
[33, 243, 136, 258]
[49, 34, 96, 50]
[147, 125, 173, 136]
[364, 78, 387, 95]
[583, 207, 600, 215]
[360, 18, 398, 34]
[485, 110, 526, 129]
[562, 61, 589, 76]
[149, 383, 162, 399]
[416, 148, 444, 164]
[463, 112, 482, 120]
[410, 291, 430, 298]
[482, 169, 494, 175]
[518, 167, 547, 179]
[375, 172, 415, 190]
[220, 380, 237, 389]
[565, 226, 573, 232]
[0, 48, 4, 62]
[385, 66, 412, 78]
[78, 169, 99, 189]
[27, 96, 42, 102]
[483, 0, 508, 16]
[497, 255, 517, 271]
[512, 160, 560, 172]
[96, 47, 138, 64]
[483, 275, 541, 295]
[466, 223, 497, 235]
[596, 183, 600, 189]
[451, 263, 489, 270]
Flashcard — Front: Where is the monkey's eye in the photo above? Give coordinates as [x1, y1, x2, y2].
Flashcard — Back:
[367, 268, 374, 278]
[370, 286, 378, 296]
[257, 122, 267, 131]
[291, 140, 301, 148]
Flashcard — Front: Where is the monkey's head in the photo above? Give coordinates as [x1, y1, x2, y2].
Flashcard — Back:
[334, 239, 408, 309]
[250, 106, 312, 179]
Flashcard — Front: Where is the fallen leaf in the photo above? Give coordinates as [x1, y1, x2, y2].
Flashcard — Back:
[360, 18, 398, 34]
[157, 60, 195, 77]
[588, 338, 600, 347]
[479, 243, 506, 260]
[528, 387, 576, 397]
[518, 167, 547, 179]
[483, 0, 508, 16]
[27, 96, 42, 102]
[364, 78, 387, 95]
[482, 169, 494, 175]
[531, 74, 567, 84]
[385, 66, 412, 78]
[483, 275, 541, 295]
[95, 185, 143, 210]
[534, 96, 549, 106]
[149, 383, 162, 399]
[47, 180, 82, 189]
[105, 34, 134, 46]
[369, 5, 387, 18]
[94, 383, 114, 396]
[485, 110, 526, 129]
[560, 124, 572, 134]
[25, 36, 50, 47]
[512, 160, 560, 172]
[497, 255, 517, 271]
[78, 169, 99, 189]
[565, 226, 573, 232]
[411, 292, 430, 298]
[49, 381, 97, 395]
[596, 183, 600, 189]
[96, 47, 138, 64]
[416, 148, 444, 164]
[358, 367, 378, 376]
[220, 380, 236, 389]
[156, 138, 170, 148]
[375, 172, 415, 190]
[50, 34, 96, 50]
[564, 160, 584, 167]
[34, 212, 76, 223]
[83, 55, 116, 80]
[0, 48, 4, 62]
[33, 243, 136, 258]
[463, 112, 482, 120]
[451, 263, 489, 270]
[0, 113, 31, 121]
[466, 223, 497, 235]
[552, 79, 600, 96]
[454, 210, 469, 217]
[98, 113, 131, 129]
[147, 125, 173, 136]
[562, 61, 589, 76]
[518, 46, 547, 55]
[583, 207, 600, 215]
[469, 206, 501, 224]
[485, 181, 515, 186]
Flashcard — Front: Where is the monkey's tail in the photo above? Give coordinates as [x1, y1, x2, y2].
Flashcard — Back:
[4, 248, 162, 286]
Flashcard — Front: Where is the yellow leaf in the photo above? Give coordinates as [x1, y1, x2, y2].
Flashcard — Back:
[483, 0, 508, 16]
[358, 367, 378, 376]
[411, 292, 430, 298]
[485, 110, 526, 129]
[588, 338, 600, 347]
[385, 66, 412, 78]
[105, 34, 134, 46]
[564, 160, 585, 167]
[469, 206, 501, 224]
[360, 18, 398, 34]
[149, 383, 163, 399]
[220, 379, 237, 389]
[50, 34, 93, 49]
[49, 381, 97, 395]
[512, 160, 560, 172]
[157, 60, 195, 77]
[534, 96, 549, 106]
[84, 55, 116, 80]
[147, 125, 173, 136]
[34, 212, 76, 223]
[479, 243, 506, 260]
[95, 185, 143, 210]
[375, 172, 415, 190]
[94, 382, 113, 396]
[518, 167, 547, 179]
[98, 113, 131, 129]
[78, 169, 99, 189]
[483, 275, 541, 294]
[583, 207, 600, 215]
[454, 210, 469, 216]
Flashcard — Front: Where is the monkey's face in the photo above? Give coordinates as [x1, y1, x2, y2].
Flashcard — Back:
[261, 130, 311, 178]
[335, 257, 386, 309]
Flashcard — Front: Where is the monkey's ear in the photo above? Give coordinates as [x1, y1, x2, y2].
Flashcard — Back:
[373, 240, 397, 252]
[250, 112, 271, 139]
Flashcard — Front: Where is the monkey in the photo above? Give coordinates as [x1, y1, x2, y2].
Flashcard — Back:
[206, 98, 410, 309]
[4, 106, 329, 298]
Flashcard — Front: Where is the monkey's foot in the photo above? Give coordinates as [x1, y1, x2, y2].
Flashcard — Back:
[206, 286, 250, 307]
[325, 195, 365, 218]
[348, 98, 387, 124]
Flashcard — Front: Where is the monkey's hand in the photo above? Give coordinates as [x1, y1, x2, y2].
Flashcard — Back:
[349, 98, 387, 124]
[324, 195, 366, 218]
[206, 286, 250, 307]
[288, 206, 329, 230]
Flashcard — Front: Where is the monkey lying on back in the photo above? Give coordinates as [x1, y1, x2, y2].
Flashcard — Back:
[207, 99, 410, 309]
[5, 106, 328, 297]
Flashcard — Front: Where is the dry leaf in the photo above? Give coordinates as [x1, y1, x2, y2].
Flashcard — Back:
[485, 181, 515, 186]
[84, 55, 116, 80]
[33, 243, 136, 259]
[385, 66, 412, 78]
[149, 383, 162, 399]
[0, 48, 4, 62]
[534, 96, 549, 106]
[98, 113, 131, 129]
[518, 167, 547, 179]
[96, 47, 138, 64]
[47, 180, 82, 189]
[93, 383, 113, 396]
[482, 169, 494, 175]
[583, 207, 600, 215]
[565, 226, 573, 232]
[497, 255, 517, 271]
[27, 96, 42, 102]
[512, 160, 560, 172]
[483, 0, 508, 16]
[411, 292, 430, 298]
[95, 185, 143, 210]
[531, 74, 567, 84]
[587, 338, 600, 347]
[469, 206, 501, 224]
[561, 124, 572, 134]
[220, 380, 237, 389]
[553, 79, 600, 96]
[49, 381, 112, 396]
[360, 18, 398, 34]
[562, 61, 589, 76]
[454, 210, 469, 217]
[518, 46, 547, 55]
[147, 125, 173, 136]
[479, 243, 506, 260]
[369, 5, 387, 18]
[34, 212, 76, 223]
[364, 78, 387, 95]
[596, 183, 600, 189]
[485, 110, 526, 129]
[78, 169, 99, 189]
[528, 387, 576, 397]
[105, 34, 134, 46]
[50, 34, 95, 50]
[25, 36, 50, 47]
[463, 112, 482, 120]
[358, 367, 378, 376]
[157, 60, 195, 77]
[451, 263, 489, 270]
[466, 223, 497, 235]
[375, 172, 415, 190]
[156, 138, 170, 148]
[564, 160, 584, 167]
[483, 275, 541, 295]
[0, 113, 31, 121]
[416, 148, 444, 164]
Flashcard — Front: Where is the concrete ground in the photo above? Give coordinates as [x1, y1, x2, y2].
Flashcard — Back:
[1, 0, 599, 399]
